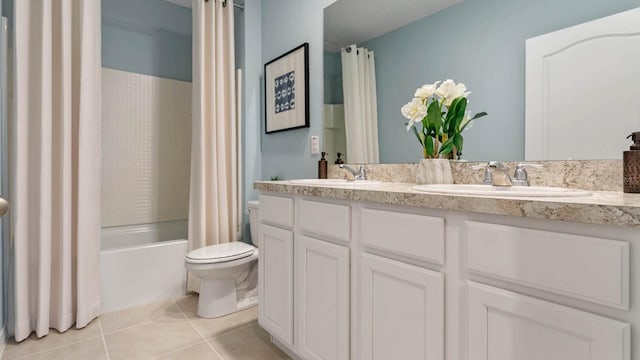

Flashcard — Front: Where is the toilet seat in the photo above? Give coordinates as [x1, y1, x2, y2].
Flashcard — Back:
[186, 242, 256, 264]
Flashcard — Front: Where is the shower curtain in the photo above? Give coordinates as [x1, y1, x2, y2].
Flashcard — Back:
[188, 0, 239, 291]
[341, 46, 380, 163]
[12, 0, 102, 341]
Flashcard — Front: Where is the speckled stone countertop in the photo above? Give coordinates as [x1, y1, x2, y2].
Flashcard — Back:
[254, 181, 640, 228]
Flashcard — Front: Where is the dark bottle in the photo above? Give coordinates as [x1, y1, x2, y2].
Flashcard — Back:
[335, 152, 344, 165]
[318, 151, 328, 179]
[624, 132, 640, 193]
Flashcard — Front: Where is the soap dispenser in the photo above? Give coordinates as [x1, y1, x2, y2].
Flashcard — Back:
[318, 151, 328, 179]
[623, 132, 640, 193]
[335, 152, 344, 165]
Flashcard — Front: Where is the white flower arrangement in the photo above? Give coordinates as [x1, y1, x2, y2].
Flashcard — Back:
[401, 79, 487, 159]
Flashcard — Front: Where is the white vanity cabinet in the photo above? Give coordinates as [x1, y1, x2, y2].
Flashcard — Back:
[257, 190, 636, 360]
[296, 197, 351, 360]
[259, 194, 351, 360]
[359, 253, 444, 360]
[358, 207, 446, 360]
[464, 220, 632, 360]
[297, 234, 350, 360]
[258, 195, 295, 347]
[467, 282, 630, 360]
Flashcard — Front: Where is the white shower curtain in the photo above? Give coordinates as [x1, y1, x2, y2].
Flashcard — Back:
[341, 46, 379, 163]
[188, 0, 239, 290]
[12, 0, 102, 341]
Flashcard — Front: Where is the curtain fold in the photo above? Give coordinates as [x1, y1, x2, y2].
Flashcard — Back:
[12, 0, 102, 341]
[188, 0, 238, 291]
[341, 46, 379, 164]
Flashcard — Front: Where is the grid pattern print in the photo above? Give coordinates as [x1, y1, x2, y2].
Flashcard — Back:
[274, 71, 295, 113]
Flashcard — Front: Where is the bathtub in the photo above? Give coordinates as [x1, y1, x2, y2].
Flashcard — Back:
[100, 221, 188, 313]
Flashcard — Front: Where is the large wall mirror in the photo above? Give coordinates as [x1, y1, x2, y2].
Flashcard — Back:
[323, 0, 640, 164]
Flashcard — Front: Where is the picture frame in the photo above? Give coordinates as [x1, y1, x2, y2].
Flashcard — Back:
[264, 43, 310, 134]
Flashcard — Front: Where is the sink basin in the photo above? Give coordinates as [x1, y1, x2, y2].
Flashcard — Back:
[411, 184, 592, 197]
[289, 179, 383, 186]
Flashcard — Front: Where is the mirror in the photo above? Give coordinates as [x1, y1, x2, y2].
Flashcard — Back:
[323, 0, 640, 163]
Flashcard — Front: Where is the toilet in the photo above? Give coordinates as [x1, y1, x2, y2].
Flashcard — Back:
[185, 200, 260, 318]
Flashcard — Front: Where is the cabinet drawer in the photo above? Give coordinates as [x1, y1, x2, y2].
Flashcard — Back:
[466, 221, 629, 309]
[260, 194, 294, 228]
[361, 208, 445, 265]
[299, 199, 350, 243]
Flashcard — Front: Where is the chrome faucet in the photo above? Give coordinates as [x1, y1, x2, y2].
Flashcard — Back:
[339, 164, 368, 180]
[475, 162, 543, 187]
[487, 161, 513, 187]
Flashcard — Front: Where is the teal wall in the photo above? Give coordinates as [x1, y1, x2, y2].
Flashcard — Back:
[324, 51, 343, 104]
[102, 0, 192, 82]
[241, 0, 262, 244]
[260, 0, 326, 180]
[364, 0, 640, 163]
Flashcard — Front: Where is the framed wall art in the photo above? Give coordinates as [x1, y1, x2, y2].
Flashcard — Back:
[264, 43, 309, 133]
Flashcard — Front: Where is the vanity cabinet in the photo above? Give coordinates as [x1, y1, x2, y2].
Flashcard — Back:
[259, 195, 351, 360]
[360, 253, 444, 360]
[258, 195, 295, 347]
[258, 223, 294, 347]
[258, 191, 636, 360]
[297, 235, 350, 360]
[468, 282, 630, 360]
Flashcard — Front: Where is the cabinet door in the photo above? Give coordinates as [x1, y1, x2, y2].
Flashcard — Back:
[258, 224, 294, 347]
[468, 282, 630, 360]
[297, 235, 350, 360]
[360, 253, 444, 360]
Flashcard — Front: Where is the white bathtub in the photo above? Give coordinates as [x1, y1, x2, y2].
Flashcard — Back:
[100, 221, 188, 313]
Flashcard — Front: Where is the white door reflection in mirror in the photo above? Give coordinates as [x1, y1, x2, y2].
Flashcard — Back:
[526, 7, 640, 160]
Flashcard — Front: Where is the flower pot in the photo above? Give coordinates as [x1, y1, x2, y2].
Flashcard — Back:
[415, 158, 453, 185]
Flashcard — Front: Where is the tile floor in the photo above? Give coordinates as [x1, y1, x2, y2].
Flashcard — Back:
[1, 295, 290, 360]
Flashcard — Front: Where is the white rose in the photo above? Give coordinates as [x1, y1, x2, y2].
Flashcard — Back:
[414, 81, 440, 99]
[455, 82, 471, 99]
[401, 98, 427, 130]
[436, 79, 471, 106]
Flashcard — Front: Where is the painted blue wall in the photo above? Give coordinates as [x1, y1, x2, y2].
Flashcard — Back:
[102, 0, 192, 82]
[324, 51, 343, 104]
[363, 0, 640, 162]
[242, 0, 262, 244]
[260, 0, 326, 180]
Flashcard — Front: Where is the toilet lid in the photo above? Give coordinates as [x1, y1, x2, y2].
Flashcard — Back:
[186, 242, 256, 264]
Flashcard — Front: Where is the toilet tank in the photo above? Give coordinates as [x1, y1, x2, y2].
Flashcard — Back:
[248, 200, 260, 247]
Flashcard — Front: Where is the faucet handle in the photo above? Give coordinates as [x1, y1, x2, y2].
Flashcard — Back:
[515, 163, 543, 170]
[513, 163, 543, 185]
[472, 163, 492, 185]
[358, 165, 371, 180]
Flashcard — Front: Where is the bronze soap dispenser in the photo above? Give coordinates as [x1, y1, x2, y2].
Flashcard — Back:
[623, 132, 640, 193]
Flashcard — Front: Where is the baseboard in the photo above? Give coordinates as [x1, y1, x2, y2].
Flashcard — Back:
[270, 336, 302, 360]
[0, 326, 7, 358]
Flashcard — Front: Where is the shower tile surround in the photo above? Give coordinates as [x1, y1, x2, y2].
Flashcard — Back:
[1, 298, 288, 360]
[101, 68, 192, 228]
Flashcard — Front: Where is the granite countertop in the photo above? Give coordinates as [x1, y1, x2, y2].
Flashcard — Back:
[254, 181, 640, 228]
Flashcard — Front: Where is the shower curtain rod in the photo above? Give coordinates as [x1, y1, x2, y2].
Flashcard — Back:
[204, 0, 245, 10]
[324, 39, 349, 50]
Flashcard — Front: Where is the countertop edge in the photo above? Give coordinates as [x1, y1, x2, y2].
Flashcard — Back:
[253, 181, 640, 228]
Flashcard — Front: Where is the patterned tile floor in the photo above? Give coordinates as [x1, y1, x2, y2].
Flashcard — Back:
[1, 295, 290, 360]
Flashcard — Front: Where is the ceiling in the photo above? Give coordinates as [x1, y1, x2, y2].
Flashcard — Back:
[324, 0, 462, 52]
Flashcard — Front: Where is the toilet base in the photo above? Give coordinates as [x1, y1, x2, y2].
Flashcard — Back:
[196, 278, 258, 318]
